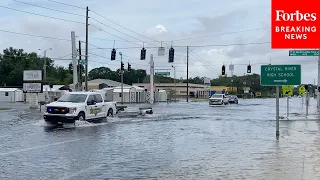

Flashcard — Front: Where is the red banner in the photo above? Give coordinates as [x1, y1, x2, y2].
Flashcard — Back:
[271, 0, 320, 48]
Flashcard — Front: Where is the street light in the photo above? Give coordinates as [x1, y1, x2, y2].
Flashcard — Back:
[38, 48, 52, 82]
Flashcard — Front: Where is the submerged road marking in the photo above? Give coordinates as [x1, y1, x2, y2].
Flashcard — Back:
[0, 137, 90, 156]
[57, 164, 105, 180]
[0, 135, 10, 139]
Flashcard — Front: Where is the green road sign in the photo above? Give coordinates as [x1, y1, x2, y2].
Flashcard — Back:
[155, 72, 170, 76]
[260, 65, 301, 86]
[289, 50, 319, 56]
[78, 60, 86, 65]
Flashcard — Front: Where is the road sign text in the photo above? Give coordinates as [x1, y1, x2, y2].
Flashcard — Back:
[261, 65, 301, 86]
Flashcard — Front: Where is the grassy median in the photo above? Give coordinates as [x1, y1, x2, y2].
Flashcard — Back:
[0, 108, 10, 111]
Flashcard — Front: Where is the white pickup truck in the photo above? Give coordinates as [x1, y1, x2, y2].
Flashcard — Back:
[43, 92, 117, 124]
[209, 94, 229, 105]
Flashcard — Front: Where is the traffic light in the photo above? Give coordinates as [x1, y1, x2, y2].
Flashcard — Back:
[128, 63, 131, 71]
[111, 48, 116, 60]
[168, 47, 174, 63]
[305, 85, 309, 91]
[222, 65, 225, 75]
[140, 48, 146, 60]
[121, 61, 124, 70]
[247, 65, 251, 73]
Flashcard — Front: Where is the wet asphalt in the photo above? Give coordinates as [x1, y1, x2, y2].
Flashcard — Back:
[0, 97, 320, 180]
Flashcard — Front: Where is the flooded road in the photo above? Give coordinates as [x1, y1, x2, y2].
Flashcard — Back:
[0, 97, 320, 180]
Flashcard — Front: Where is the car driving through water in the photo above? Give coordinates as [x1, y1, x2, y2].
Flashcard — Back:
[227, 95, 239, 104]
[209, 94, 229, 105]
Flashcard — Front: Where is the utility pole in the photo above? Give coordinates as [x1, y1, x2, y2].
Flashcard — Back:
[44, 50, 47, 82]
[120, 52, 123, 104]
[85, 6, 89, 91]
[78, 40, 82, 91]
[186, 46, 189, 102]
[71, 31, 77, 90]
[39, 48, 52, 83]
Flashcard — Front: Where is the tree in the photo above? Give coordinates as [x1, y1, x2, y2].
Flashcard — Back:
[88, 67, 147, 85]
[0, 47, 72, 86]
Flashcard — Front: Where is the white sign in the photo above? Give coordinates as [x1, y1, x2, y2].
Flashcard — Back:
[229, 64, 234, 71]
[204, 77, 211, 84]
[23, 83, 42, 93]
[158, 47, 165, 56]
[23, 70, 42, 81]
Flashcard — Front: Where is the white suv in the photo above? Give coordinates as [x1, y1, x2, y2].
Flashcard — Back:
[209, 94, 229, 105]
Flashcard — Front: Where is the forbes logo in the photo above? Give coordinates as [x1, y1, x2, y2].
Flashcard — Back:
[275, 10, 317, 21]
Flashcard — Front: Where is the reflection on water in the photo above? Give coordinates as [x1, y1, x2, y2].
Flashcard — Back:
[0, 98, 319, 179]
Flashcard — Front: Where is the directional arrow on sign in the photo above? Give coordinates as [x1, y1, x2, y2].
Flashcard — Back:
[274, 79, 288, 83]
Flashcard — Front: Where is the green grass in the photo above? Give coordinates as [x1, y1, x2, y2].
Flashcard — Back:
[0, 108, 9, 110]
[191, 98, 208, 102]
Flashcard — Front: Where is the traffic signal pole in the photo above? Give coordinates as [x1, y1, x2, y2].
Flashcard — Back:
[120, 53, 123, 104]
[186, 46, 189, 102]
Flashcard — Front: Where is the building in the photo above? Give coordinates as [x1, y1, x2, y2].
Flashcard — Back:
[86, 79, 130, 90]
[133, 83, 208, 98]
[113, 86, 145, 103]
[0, 88, 24, 103]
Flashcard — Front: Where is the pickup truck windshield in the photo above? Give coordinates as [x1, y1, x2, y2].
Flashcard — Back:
[211, 95, 223, 98]
[57, 94, 87, 103]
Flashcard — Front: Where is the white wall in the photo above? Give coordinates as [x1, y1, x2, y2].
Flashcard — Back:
[0, 90, 24, 102]
[0, 91, 15, 102]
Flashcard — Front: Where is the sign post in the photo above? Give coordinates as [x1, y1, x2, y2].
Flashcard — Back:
[23, 70, 43, 109]
[260, 64, 301, 139]
[282, 85, 294, 117]
[276, 86, 280, 138]
[306, 91, 309, 117]
[287, 96, 289, 117]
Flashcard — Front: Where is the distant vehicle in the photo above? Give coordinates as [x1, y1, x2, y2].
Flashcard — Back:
[43, 92, 117, 125]
[209, 94, 229, 105]
[227, 95, 238, 104]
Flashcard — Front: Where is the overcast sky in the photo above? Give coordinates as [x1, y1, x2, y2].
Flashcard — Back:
[0, 0, 318, 84]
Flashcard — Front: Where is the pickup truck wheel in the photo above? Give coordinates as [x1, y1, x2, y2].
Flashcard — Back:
[107, 108, 113, 117]
[78, 113, 85, 121]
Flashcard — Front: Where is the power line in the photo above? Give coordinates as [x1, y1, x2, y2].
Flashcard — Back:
[81, 41, 271, 49]
[0, 29, 71, 41]
[47, 0, 86, 9]
[90, 18, 158, 47]
[12, 0, 85, 17]
[166, 27, 270, 42]
[88, 52, 149, 66]
[0, 5, 85, 24]
[90, 10, 165, 45]
[83, 27, 269, 43]
[89, 24, 142, 47]
[87, 37, 156, 42]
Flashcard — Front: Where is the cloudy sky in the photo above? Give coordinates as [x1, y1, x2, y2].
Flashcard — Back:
[0, 0, 318, 84]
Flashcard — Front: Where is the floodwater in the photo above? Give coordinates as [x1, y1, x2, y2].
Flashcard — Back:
[0, 97, 320, 180]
